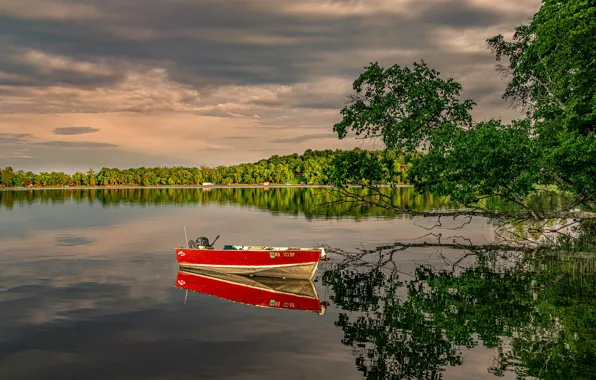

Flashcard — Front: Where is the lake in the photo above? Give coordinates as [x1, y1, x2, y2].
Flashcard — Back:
[0, 188, 593, 379]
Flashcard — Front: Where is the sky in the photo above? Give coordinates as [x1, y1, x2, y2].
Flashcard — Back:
[0, 0, 541, 173]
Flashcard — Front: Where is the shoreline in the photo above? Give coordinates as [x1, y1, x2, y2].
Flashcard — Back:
[0, 184, 413, 192]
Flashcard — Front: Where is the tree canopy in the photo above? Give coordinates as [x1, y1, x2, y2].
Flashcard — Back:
[330, 0, 595, 222]
[487, 0, 596, 204]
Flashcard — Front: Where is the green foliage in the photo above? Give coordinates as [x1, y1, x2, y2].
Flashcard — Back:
[330, 59, 545, 207]
[486, 0, 596, 204]
[88, 169, 96, 186]
[408, 119, 543, 205]
[0, 166, 15, 187]
[487, 0, 596, 134]
[0, 149, 405, 188]
[332, 1, 596, 213]
[547, 133, 596, 199]
[333, 60, 475, 153]
[324, 149, 405, 186]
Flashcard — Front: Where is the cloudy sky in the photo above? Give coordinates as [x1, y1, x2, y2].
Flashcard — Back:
[0, 0, 540, 172]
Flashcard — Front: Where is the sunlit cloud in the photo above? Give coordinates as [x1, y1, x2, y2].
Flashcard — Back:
[0, 0, 542, 171]
[0, 0, 101, 20]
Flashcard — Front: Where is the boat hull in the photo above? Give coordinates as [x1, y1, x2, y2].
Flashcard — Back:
[175, 247, 324, 280]
[175, 269, 325, 314]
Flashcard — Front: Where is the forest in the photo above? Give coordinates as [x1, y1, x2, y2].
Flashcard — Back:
[0, 148, 409, 188]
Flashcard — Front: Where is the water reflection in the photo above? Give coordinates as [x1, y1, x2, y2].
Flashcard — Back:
[0, 188, 586, 380]
[176, 269, 327, 315]
[322, 249, 596, 379]
[0, 187, 564, 220]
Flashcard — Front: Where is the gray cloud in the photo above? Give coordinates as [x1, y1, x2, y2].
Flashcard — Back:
[0, 134, 116, 154]
[250, 148, 286, 153]
[33, 141, 118, 149]
[0, 143, 203, 172]
[199, 109, 252, 118]
[0, 44, 127, 89]
[55, 234, 97, 246]
[222, 136, 257, 140]
[270, 133, 338, 144]
[0, 1, 537, 91]
[417, 0, 512, 27]
[53, 127, 100, 135]
[0, 133, 32, 144]
[196, 146, 228, 152]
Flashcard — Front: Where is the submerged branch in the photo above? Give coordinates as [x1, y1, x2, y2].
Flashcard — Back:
[331, 240, 547, 256]
[321, 184, 596, 249]
[323, 232, 552, 269]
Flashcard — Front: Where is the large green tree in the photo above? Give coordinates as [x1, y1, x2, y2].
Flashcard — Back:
[330, 0, 595, 225]
[487, 0, 596, 205]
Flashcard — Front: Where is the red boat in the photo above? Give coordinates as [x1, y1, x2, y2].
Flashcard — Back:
[175, 235, 327, 280]
[175, 269, 327, 315]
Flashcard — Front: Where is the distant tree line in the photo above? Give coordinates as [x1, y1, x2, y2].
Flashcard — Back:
[0, 149, 410, 188]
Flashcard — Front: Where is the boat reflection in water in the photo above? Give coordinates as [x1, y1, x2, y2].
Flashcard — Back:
[175, 269, 328, 315]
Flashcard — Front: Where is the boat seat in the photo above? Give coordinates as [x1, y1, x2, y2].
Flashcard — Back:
[221, 245, 316, 251]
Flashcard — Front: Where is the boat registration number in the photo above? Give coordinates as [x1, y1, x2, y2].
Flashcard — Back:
[269, 300, 296, 308]
[269, 251, 296, 258]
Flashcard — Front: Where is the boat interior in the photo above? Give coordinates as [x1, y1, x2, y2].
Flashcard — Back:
[222, 245, 320, 251]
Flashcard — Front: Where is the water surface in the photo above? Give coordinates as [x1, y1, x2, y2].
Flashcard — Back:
[0, 188, 592, 379]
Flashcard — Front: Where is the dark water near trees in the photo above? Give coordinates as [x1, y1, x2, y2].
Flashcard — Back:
[0, 188, 593, 379]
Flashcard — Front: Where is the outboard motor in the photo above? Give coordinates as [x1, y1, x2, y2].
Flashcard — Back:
[188, 235, 219, 249]
[196, 236, 210, 247]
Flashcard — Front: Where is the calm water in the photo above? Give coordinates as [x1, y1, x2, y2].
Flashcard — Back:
[0, 188, 593, 379]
